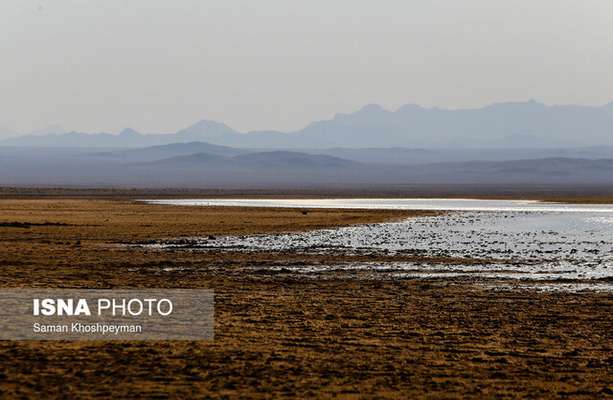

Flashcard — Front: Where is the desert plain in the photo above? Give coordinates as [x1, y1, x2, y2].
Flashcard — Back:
[0, 193, 611, 399]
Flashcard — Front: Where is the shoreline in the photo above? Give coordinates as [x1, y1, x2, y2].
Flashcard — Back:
[0, 197, 611, 398]
[0, 198, 435, 240]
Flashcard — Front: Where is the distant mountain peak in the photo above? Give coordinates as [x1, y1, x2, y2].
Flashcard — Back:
[119, 128, 141, 137]
[327, 104, 389, 124]
[357, 103, 386, 114]
[3, 100, 613, 148]
[187, 119, 234, 131]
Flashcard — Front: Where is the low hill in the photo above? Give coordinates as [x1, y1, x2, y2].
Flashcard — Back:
[91, 141, 247, 161]
[148, 151, 358, 169]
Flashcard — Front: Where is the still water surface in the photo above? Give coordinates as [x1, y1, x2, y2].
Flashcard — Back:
[145, 198, 613, 213]
[142, 199, 613, 291]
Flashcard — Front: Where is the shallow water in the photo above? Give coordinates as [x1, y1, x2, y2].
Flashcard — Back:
[141, 199, 613, 291]
[144, 198, 613, 213]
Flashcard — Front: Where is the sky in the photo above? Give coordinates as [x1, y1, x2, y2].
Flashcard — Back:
[1, 0, 613, 136]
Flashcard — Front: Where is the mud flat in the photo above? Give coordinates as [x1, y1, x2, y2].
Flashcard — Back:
[142, 199, 613, 292]
[0, 197, 611, 399]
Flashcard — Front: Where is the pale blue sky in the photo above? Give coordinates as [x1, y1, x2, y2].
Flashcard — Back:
[1, 0, 613, 135]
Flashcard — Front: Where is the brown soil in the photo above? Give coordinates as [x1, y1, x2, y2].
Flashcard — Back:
[0, 198, 611, 399]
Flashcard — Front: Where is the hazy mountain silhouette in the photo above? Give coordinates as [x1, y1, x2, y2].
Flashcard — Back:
[1, 128, 154, 147]
[2, 141, 613, 186]
[290, 101, 613, 148]
[230, 151, 356, 168]
[90, 141, 248, 161]
[149, 152, 230, 166]
[59, 140, 609, 167]
[4, 100, 613, 148]
[414, 157, 613, 181]
[147, 151, 358, 169]
[311, 145, 613, 165]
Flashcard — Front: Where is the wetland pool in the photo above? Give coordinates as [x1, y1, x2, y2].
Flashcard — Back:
[141, 199, 613, 291]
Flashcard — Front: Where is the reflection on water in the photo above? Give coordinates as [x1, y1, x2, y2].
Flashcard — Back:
[145, 198, 613, 213]
[141, 199, 613, 291]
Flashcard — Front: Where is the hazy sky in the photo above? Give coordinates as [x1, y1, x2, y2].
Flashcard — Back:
[2, 0, 613, 136]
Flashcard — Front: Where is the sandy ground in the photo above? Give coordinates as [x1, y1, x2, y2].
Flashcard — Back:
[0, 198, 611, 399]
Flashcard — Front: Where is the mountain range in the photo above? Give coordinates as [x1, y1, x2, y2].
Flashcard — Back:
[3, 100, 613, 188]
[2, 140, 613, 187]
[4, 100, 613, 149]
